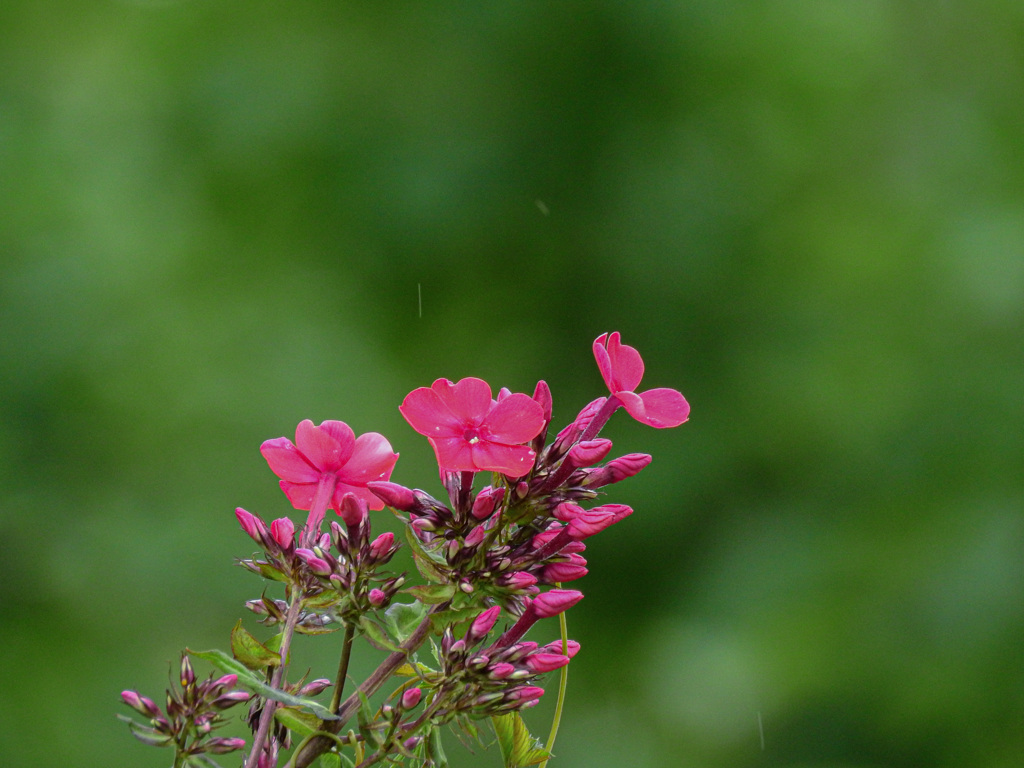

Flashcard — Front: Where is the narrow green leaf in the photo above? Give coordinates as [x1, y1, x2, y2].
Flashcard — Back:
[429, 726, 449, 768]
[384, 601, 429, 644]
[189, 648, 339, 720]
[491, 713, 549, 768]
[358, 616, 401, 652]
[257, 562, 290, 582]
[274, 706, 322, 737]
[405, 583, 456, 604]
[317, 753, 343, 768]
[230, 620, 281, 670]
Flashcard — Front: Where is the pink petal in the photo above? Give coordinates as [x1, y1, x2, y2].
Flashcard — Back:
[332, 482, 388, 512]
[261, 438, 320, 484]
[592, 334, 615, 393]
[619, 388, 690, 428]
[400, 387, 462, 437]
[279, 480, 318, 510]
[295, 420, 354, 472]
[430, 436, 477, 473]
[470, 441, 536, 477]
[605, 332, 645, 393]
[483, 393, 545, 444]
[431, 377, 492, 424]
[341, 432, 399, 484]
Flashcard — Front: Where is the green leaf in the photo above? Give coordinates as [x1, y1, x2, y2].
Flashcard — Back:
[188, 648, 339, 721]
[231, 620, 281, 670]
[384, 601, 429, 644]
[405, 527, 449, 581]
[405, 583, 456, 604]
[491, 713, 550, 768]
[428, 726, 449, 768]
[358, 616, 401, 652]
[428, 604, 484, 633]
[317, 753, 343, 768]
[274, 706, 322, 737]
[303, 589, 343, 610]
[257, 561, 290, 582]
[117, 715, 173, 747]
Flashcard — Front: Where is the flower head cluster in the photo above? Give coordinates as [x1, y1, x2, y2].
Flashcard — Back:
[120, 655, 249, 758]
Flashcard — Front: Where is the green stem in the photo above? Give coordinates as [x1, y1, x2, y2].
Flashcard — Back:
[538, 593, 570, 768]
[330, 622, 356, 714]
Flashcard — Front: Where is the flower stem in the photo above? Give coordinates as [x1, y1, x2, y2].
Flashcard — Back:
[538, 603, 570, 768]
[245, 593, 303, 768]
[330, 622, 356, 714]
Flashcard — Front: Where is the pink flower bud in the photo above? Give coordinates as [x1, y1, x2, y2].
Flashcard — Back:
[235, 508, 268, 542]
[464, 525, 486, 548]
[212, 690, 252, 708]
[532, 380, 553, 424]
[368, 588, 387, 607]
[507, 686, 545, 704]
[366, 481, 417, 511]
[489, 662, 516, 679]
[542, 555, 588, 583]
[567, 438, 613, 468]
[206, 737, 247, 754]
[298, 678, 332, 696]
[401, 687, 422, 709]
[469, 605, 502, 641]
[121, 690, 161, 717]
[532, 589, 583, 618]
[553, 502, 583, 523]
[369, 532, 396, 561]
[337, 493, 368, 527]
[471, 485, 506, 520]
[525, 651, 572, 673]
[567, 504, 632, 540]
[212, 674, 238, 691]
[541, 638, 581, 658]
[500, 571, 538, 590]
[270, 517, 295, 548]
[583, 453, 652, 487]
[180, 655, 195, 686]
[295, 548, 332, 576]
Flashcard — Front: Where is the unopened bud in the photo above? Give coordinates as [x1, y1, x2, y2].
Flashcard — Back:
[121, 690, 161, 718]
[368, 588, 387, 607]
[471, 485, 506, 520]
[541, 638, 581, 658]
[212, 690, 251, 709]
[567, 438, 613, 468]
[468, 606, 501, 642]
[464, 525, 485, 548]
[206, 736, 247, 754]
[567, 504, 631, 540]
[298, 678, 332, 696]
[180, 655, 195, 687]
[542, 556, 588, 583]
[401, 687, 422, 709]
[583, 453, 652, 487]
[366, 481, 417, 511]
[525, 651, 572, 673]
[532, 589, 583, 619]
[270, 517, 295, 548]
[235, 508, 268, 543]
[337, 493, 368, 527]
[295, 548, 332, 576]
[369, 531, 396, 561]
[488, 662, 516, 679]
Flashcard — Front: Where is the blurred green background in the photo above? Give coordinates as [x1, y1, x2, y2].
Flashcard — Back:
[2, 1, 1022, 767]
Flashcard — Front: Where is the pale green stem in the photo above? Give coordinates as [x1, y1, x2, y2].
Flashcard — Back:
[538, 590, 570, 768]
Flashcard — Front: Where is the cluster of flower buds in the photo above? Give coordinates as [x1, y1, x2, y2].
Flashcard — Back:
[120, 654, 250, 757]
[434, 604, 581, 717]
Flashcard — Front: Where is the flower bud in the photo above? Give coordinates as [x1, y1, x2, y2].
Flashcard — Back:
[582, 453, 652, 487]
[211, 674, 238, 692]
[532, 589, 583, 619]
[337, 493, 368, 527]
[532, 380, 553, 424]
[369, 531, 396, 562]
[463, 525, 486, 548]
[366, 480, 417, 511]
[567, 504, 632, 540]
[270, 517, 295, 548]
[368, 588, 387, 607]
[212, 690, 252, 709]
[542, 555, 588, 583]
[471, 485, 506, 520]
[180, 655, 195, 687]
[401, 687, 422, 709]
[121, 690, 161, 718]
[297, 678, 332, 697]
[235, 507, 269, 543]
[206, 737, 247, 754]
[499, 571, 538, 591]
[567, 438, 613, 468]
[468, 606, 501, 643]
[295, 548, 333, 576]
[505, 686, 545, 705]
[541, 638, 581, 658]
[525, 652, 572, 673]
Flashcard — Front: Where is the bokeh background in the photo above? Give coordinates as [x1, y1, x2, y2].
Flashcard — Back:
[2, 1, 1023, 767]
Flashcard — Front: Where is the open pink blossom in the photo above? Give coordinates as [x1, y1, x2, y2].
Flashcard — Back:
[399, 377, 544, 477]
[260, 420, 398, 517]
[593, 332, 690, 428]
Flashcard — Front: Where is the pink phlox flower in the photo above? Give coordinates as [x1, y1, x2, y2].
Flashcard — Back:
[593, 332, 690, 428]
[260, 419, 398, 513]
[399, 377, 545, 477]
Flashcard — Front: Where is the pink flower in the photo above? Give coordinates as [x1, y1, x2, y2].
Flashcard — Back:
[260, 420, 398, 514]
[399, 377, 545, 477]
[593, 332, 690, 428]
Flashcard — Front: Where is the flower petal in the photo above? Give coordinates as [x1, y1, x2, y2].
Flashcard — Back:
[343, 432, 399, 484]
[470, 441, 536, 477]
[400, 387, 462, 437]
[592, 333, 615, 393]
[260, 438, 320, 484]
[605, 332, 645, 393]
[483, 393, 545, 444]
[429, 436, 477, 473]
[295, 420, 354, 472]
[618, 388, 690, 428]
[431, 377, 492, 424]
[278, 480, 318, 510]
[332, 482, 386, 512]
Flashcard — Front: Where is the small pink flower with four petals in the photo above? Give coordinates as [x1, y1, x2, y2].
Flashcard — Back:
[399, 377, 544, 477]
[593, 332, 690, 428]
